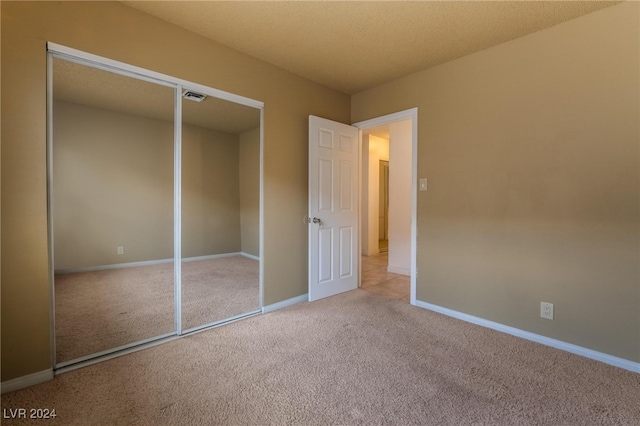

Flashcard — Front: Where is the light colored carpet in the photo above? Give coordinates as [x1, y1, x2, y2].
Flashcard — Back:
[5, 289, 639, 425]
[55, 256, 259, 363]
[182, 256, 260, 331]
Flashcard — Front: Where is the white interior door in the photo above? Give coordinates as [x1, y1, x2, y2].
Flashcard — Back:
[308, 115, 359, 301]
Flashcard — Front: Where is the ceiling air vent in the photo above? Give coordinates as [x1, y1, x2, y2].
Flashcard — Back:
[182, 90, 207, 102]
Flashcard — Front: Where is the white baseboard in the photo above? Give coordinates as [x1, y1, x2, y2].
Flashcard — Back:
[181, 252, 242, 263]
[1, 369, 53, 394]
[55, 252, 257, 274]
[55, 258, 173, 274]
[262, 294, 308, 313]
[387, 265, 410, 276]
[240, 252, 260, 261]
[415, 301, 640, 374]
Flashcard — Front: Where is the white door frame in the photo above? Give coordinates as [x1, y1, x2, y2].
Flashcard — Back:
[353, 108, 418, 305]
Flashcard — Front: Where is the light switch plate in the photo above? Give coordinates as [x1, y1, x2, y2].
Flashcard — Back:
[419, 178, 428, 191]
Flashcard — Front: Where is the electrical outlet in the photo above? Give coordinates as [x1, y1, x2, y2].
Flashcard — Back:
[540, 302, 554, 320]
[117, 246, 124, 255]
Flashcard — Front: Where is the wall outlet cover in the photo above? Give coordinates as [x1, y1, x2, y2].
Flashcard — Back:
[540, 302, 554, 320]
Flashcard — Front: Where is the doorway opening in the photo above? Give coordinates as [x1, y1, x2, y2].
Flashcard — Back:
[354, 109, 418, 305]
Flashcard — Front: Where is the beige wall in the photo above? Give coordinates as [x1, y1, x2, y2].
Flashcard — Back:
[353, 2, 639, 362]
[53, 101, 174, 269]
[387, 120, 412, 275]
[182, 123, 242, 259]
[239, 127, 260, 257]
[1, 1, 350, 381]
[53, 101, 248, 269]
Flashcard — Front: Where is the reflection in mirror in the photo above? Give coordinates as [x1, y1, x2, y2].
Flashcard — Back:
[52, 58, 176, 364]
[181, 93, 261, 331]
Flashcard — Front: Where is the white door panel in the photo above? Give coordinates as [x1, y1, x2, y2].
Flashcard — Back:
[309, 116, 359, 301]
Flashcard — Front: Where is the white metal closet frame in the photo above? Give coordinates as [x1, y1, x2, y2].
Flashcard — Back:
[47, 42, 265, 372]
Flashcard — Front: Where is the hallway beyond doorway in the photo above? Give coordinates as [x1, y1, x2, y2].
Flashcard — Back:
[361, 253, 410, 302]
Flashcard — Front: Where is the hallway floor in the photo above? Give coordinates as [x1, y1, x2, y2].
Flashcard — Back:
[361, 252, 410, 302]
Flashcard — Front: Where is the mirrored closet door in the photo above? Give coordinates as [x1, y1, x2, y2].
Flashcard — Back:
[181, 93, 262, 331]
[49, 45, 263, 369]
[51, 58, 176, 365]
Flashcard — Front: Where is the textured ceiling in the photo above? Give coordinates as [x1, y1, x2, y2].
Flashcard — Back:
[54, 1, 618, 132]
[122, 0, 618, 95]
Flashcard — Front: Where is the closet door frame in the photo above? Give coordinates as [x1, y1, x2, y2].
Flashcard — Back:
[47, 42, 264, 372]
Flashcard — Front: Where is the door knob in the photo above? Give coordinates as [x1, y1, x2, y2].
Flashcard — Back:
[306, 216, 322, 227]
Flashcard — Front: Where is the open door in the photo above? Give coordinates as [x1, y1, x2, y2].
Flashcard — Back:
[308, 116, 359, 301]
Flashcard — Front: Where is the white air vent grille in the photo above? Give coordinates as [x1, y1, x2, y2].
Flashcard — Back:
[182, 90, 207, 102]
